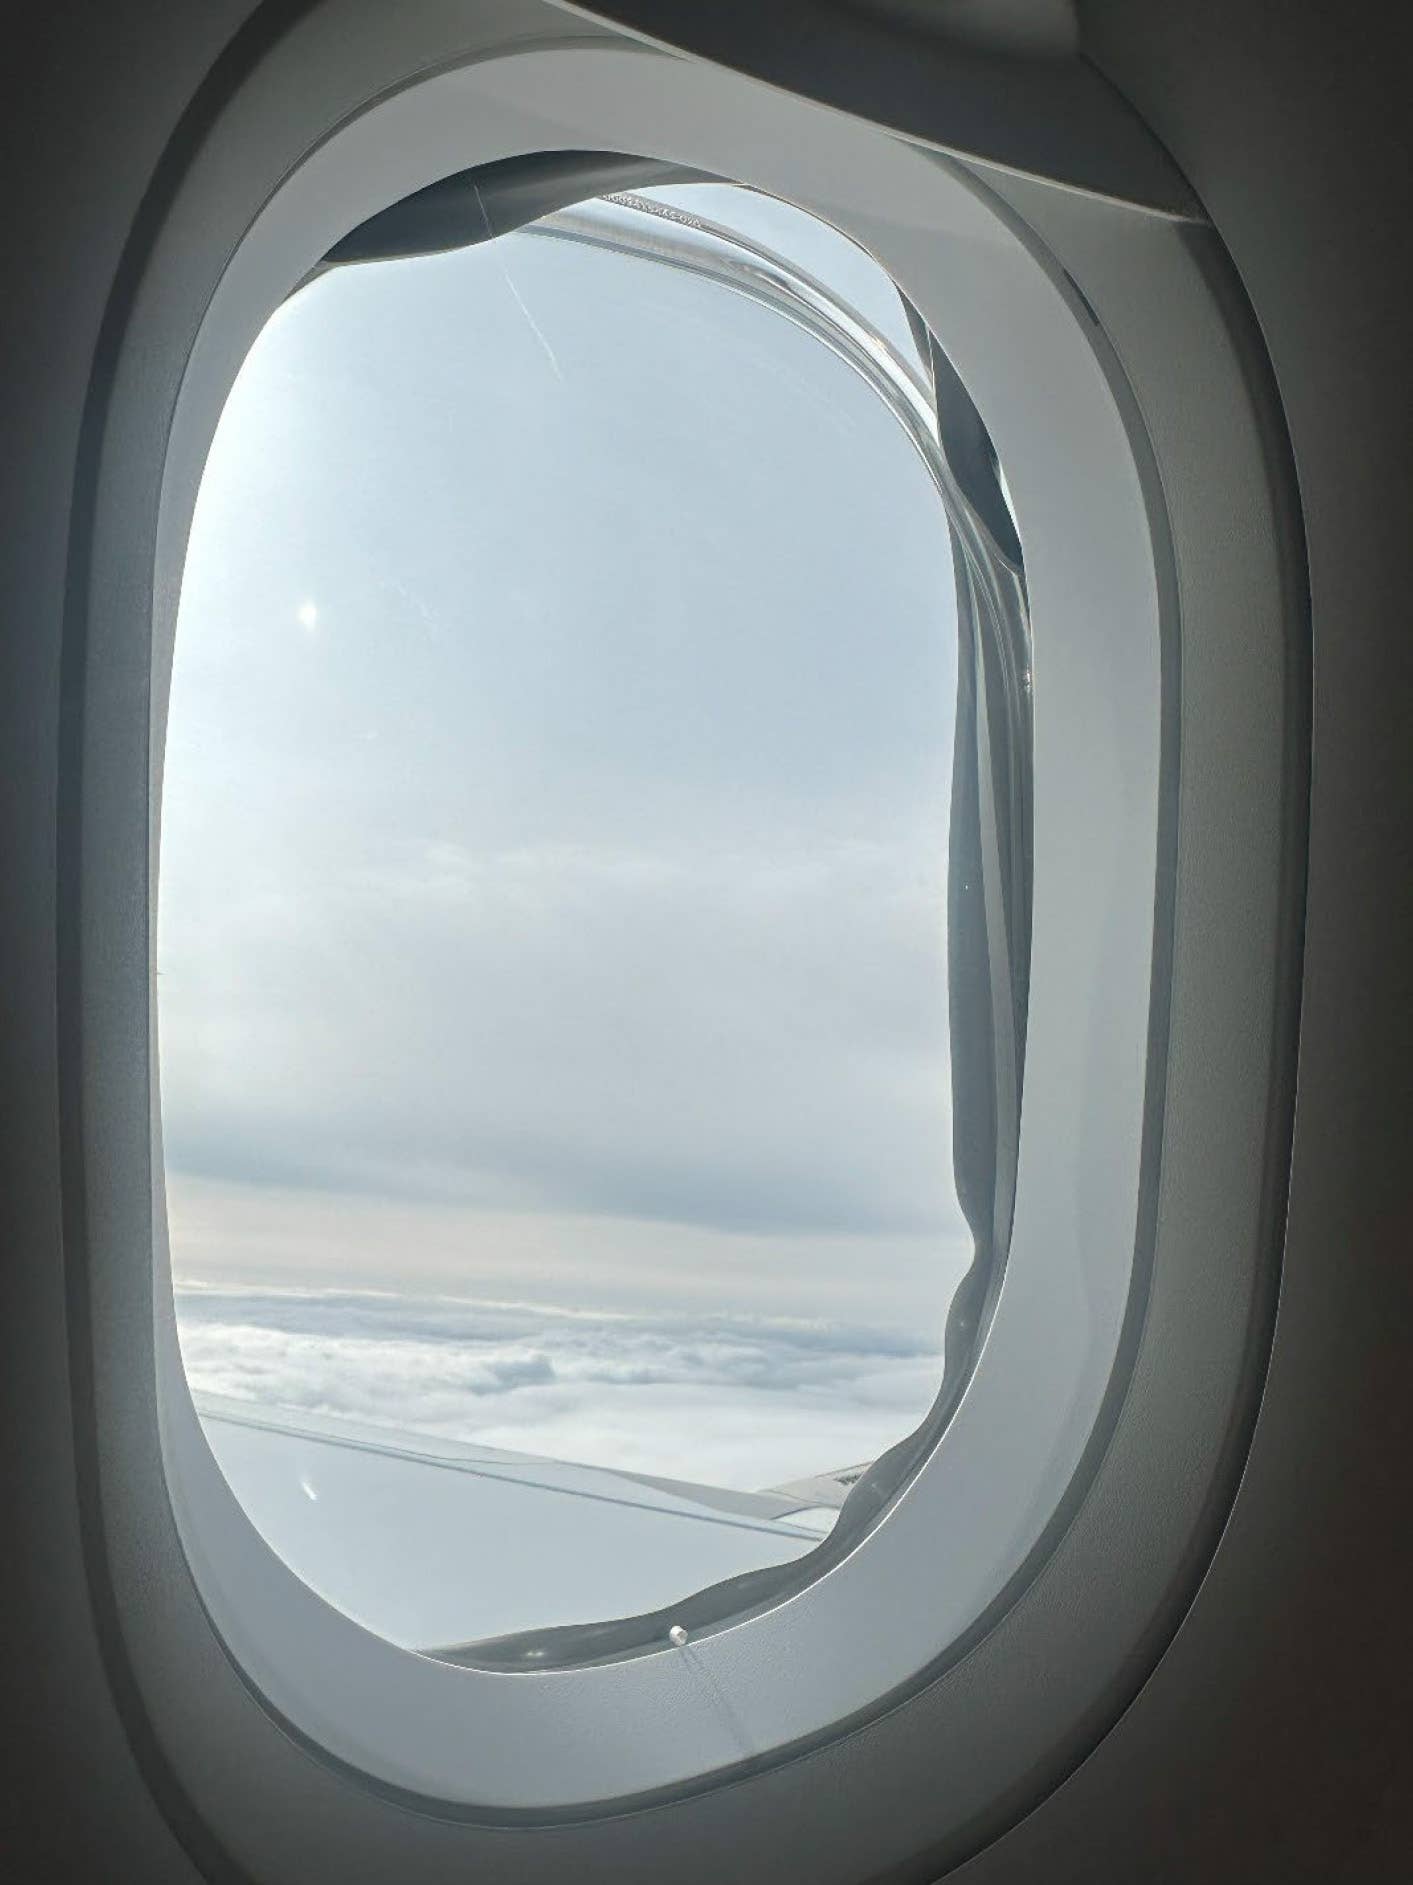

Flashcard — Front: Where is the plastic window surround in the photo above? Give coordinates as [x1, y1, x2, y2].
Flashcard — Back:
[66, 21, 1304, 1845]
[146, 47, 1160, 1808]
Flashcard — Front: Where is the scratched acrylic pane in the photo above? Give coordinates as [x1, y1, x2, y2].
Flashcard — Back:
[159, 185, 965, 1650]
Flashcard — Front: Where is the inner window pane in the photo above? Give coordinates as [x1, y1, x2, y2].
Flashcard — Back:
[159, 183, 968, 1651]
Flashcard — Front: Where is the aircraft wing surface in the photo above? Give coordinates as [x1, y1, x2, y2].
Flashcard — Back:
[195, 1392, 843, 1651]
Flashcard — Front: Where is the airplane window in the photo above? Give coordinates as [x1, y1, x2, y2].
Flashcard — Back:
[157, 186, 981, 1653]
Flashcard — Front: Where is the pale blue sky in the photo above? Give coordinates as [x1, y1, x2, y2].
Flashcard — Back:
[160, 185, 966, 1483]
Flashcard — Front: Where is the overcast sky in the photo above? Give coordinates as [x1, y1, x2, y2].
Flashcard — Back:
[160, 186, 968, 1491]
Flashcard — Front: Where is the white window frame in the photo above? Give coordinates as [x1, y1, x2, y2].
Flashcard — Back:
[66, 4, 1302, 1876]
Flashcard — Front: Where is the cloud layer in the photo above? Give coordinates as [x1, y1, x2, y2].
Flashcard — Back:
[177, 1283, 947, 1492]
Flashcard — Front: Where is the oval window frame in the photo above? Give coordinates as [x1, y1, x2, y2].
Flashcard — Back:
[63, 6, 1304, 1878]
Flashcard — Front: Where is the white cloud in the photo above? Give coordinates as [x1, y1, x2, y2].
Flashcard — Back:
[176, 1282, 947, 1491]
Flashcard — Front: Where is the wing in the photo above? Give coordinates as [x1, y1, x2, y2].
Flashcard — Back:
[194, 1392, 851, 1654]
